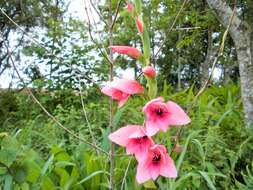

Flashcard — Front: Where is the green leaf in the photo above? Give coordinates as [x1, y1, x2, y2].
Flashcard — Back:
[1, 136, 19, 150]
[51, 146, 71, 161]
[40, 155, 54, 177]
[113, 107, 125, 127]
[147, 77, 157, 99]
[142, 26, 151, 64]
[4, 175, 13, 190]
[41, 177, 56, 190]
[169, 172, 199, 190]
[0, 167, 7, 175]
[176, 131, 201, 172]
[0, 149, 17, 167]
[134, 0, 142, 15]
[21, 183, 29, 190]
[192, 139, 205, 163]
[101, 131, 110, 152]
[199, 171, 216, 190]
[143, 180, 157, 189]
[77, 170, 110, 185]
[215, 109, 233, 126]
[54, 167, 70, 187]
[13, 166, 27, 184]
[55, 161, 76, 168]
[25, 161, 41, 183]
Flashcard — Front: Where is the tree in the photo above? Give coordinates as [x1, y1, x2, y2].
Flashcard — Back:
[206, 0, 253, 127]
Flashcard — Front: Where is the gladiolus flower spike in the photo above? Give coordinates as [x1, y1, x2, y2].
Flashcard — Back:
[105, 0, 192, 186]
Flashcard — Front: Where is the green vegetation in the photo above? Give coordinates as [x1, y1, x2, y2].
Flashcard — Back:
[0, 83, 253, 189]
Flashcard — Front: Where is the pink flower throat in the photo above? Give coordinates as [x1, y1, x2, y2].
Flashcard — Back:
[152, 153, 161, 163]
[155, 108, 163, 116]
[136, 136, 148, 144]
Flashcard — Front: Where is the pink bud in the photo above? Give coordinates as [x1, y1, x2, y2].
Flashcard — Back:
[174, 144, 183, 153]
[142, 66, 156, 78]
[127, 2, 134, 13]
[135, 17, 143, 34]
[110, 45, 142, 59]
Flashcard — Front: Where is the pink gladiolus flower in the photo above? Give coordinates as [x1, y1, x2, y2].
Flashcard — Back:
[135, 17, 143, 33]
[127, 2, 134, 13]
[101, 78, 144, 107]
[110, 46, 142, 59]
[142, 66, 156, 78]
[136, 144, 177, 184]
[109, 125, 154, 161]
[143, 97, 191, 136]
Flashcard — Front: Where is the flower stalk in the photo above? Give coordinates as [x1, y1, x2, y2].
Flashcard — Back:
[108, 0, 115, 189]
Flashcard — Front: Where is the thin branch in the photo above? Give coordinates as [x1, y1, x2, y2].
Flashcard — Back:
[153, 0, 188, 60]
[173, 26, 201, 31]
[83, 0, 113, 66]
[108, 0, 115, 188]
[1, 35, 109, 156]
[111, 0, 123, 30]
[86, 0, 112, 58]
[88, 0, 108, 26]
[78, 76, 99, 155]
[0, 8, 41, 45]
[136, 71, 143, 80]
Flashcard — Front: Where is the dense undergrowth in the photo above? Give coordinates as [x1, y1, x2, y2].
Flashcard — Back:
[0, 83, 253, 189]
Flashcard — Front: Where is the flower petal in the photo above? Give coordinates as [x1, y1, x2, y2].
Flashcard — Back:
[145, 120, 161, 136]
[136, 163, 151, 184]
[127, 137, 154, 162]
[149, 164, 160, 180]
[142, 97, 164, 113]
[128, 127, 146, 138]
[111, 79, 144, 95]
[108, 125, 140, 146]
[160, 155, 177, 178]
[166, 101, 191, 125]
[101, 86, 119, 99]
[118, 95, 130, 108]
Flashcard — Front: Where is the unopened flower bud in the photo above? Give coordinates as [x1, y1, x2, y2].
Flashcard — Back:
[127, 2, 134, 13]
[142, 66, 156, 78]
[174, 144, 183, 153]
[135, 17, 143, 34]
[110, 46, 142, 59]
